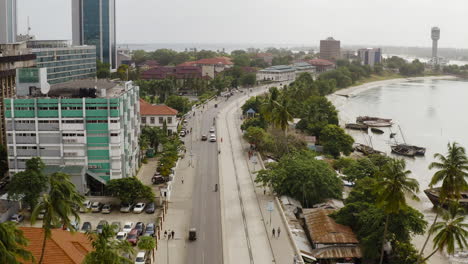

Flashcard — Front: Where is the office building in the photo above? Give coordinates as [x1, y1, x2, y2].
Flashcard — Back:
[320, 37, 341, 61]
[28, 40, 97, 85]
[257, 65, 296, 82]
[0, 43, 36, 146]
[357, 48, 382, 67]
[5, 79, 140, 193]
[72, 0, 117, 69]
[0, 0, 17, 43]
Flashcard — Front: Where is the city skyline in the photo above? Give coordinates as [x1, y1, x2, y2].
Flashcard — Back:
[17, 0, 468, 48]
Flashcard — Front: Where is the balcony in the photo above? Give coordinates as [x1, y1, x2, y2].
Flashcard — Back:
[16, 149, 37, 156]
[39, 149, 60, 157]
[15, 137, 36, 144]
[39, 136, 60, 144]
[38, 123, 59, 131]
[14, 123, 35, 131]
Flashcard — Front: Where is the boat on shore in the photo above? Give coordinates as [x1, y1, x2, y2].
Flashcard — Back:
[362, 120, 393, 127]
[354, 143, 385, 156]
[345, 123, 368, 131]
[424, 188, 468, 210]
[391, 145, 417, 157]
[356, 116, 392, 123]
[370, 127, 384, 134]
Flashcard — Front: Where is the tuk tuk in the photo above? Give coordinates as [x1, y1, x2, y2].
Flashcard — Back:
[189, 228, 197, 241]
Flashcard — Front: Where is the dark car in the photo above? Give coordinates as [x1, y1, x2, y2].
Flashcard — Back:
[81, 222, 92, 232]
[96, 220, 108, 234]
[127, 229, 139, 245]
[134, 222, 145, 236]
[145, 202, 155, 214]
[152, 176, 166, 185]
[144, 223, 155, 237]
[201, 135, 208, 141]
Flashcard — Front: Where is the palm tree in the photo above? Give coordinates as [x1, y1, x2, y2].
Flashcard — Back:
[376, 158, 419, 264]
[271, 97, 293, 134]
[31, 172, 85, 264]
[0, 221, 34, 263]
[83, 224, 135, 264]
[419, 203, 468, 263]
[260, 87, 280, 123]
[419, 142, 468, 256]
[137, 236, 157, 263]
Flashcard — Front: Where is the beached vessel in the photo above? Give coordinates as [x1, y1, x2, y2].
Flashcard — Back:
[424, 188, 468, 210]
[362, 120, 393, 127]
[345, 123, 368, 131]
[370, 128, 384, 134]
[391, 145, 416, 157]
[354, 143, 385, 156]
[356, 116, 392, 123]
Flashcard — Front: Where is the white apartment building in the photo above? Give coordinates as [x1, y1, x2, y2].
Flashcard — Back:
[139, 99, 178, 134]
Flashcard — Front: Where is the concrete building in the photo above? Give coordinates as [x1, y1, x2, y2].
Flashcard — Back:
[357, 48, 382, 67]
[293, 62, 316, 78]
[431, 27, 440, 59]
[319, 37, 341, 61]
[179, 57, 233, 78]
[307, 59, 335, 73]
[139, 99, 179, 134]
[5, 79, 140, 194]
[140, 66, 207, 80]
[27, 40, 97, 85]
[256, 65, 296, 82]
[0, 0, 17, 43]
[72, 0, 117, 69]
[0, 42, 36, 146]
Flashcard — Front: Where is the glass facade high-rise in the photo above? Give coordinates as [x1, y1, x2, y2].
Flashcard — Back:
[72, 0, 116, 70]
[0, 0, 17, 43]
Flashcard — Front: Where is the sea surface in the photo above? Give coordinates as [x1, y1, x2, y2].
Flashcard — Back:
[334, 78, 468, 262]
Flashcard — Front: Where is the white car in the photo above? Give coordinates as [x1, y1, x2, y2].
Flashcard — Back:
[116, 232, 127, 241]
[122, 222, 134, 233]
[80, 200, 92, 213]
[209, 134, 216, 142]
[133, 203, 146, 214]
[209, 127, 215, 133]
[135, 251, 146, 264]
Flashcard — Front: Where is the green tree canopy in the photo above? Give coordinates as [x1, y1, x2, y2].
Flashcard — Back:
[320, 124, 354, 158]
[0, 222, 34, 264]
[107, 177, 155, 204]
[165, 95, 191, 114]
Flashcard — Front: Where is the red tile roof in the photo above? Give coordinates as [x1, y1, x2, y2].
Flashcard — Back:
[140, 99, 178, 116]
[307, 59, 335, 66]
[178, 57, 233, 67]
[19, 227, 92, 264]
[140, 66, 207, 80]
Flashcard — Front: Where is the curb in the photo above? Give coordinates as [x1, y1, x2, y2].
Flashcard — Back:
[216, 105, 228, 264]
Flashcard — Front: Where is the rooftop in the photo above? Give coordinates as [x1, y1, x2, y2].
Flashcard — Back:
[38, 79, 135, 98]
[19, 227, 92, 264]
[178, 56, 233, 66]
[307, 59, 335, 66]
[140, 99, 178, 116]
[303, 208, 359, 244]
[259, 65, 295, 73]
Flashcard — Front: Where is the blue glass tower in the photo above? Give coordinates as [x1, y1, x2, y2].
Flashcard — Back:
[72, 0, 116, 70]
[0, 0, 17, 43]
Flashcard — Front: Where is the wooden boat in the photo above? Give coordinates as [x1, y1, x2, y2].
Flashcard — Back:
[405, 145, 426, 156]
[391, 145, 416, 157]
[356, 116, 392, 123]
[362, 120, 393, 127]
[345, 123, 368, 131]
[354, 143, 385, 156]
[370, 128, 384, 134]
[424, 188, 468, 210]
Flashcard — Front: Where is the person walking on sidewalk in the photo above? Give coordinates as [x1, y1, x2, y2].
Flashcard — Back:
[168, 230, 172, 239]
[171, 230, 175, 239]
[164, 230, 167, 239]
[181, 177, 184, 184]
[272, 228, 275, 238]
[277, 227, 281, 238]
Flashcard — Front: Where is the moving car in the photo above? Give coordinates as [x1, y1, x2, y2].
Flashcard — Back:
[116, 232, 127, 241]
[145, 202, 155, 214]
[80, 200, 92, 213]
[133, 203, 146, 214]
[135, 251, 146, 264]
[101, 203, 112, 214]
[96, 220, 108, 234]
[91, 202, 103, 213]
[134, 222, 145, 236]
[81, 222, 92, 232]
[10, 214, 24, 223]
[122, 222, 134, 233]
[120, 203, 134, 213]
[209, 127, 215, 133]
[127, 229, 139, 245]
[179, 130, 186, 137]
[144, 223, 155, 237]
[201, 134, 208, 141]
[189, 228, 197, 241]
[209, 134, 217, 142]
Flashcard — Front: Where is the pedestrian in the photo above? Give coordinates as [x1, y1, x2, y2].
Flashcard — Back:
[221, 137, 223, 143]
[277, 227, 281, 237]
[263, 189, 266, 195]
[181, 177, 184, 184]
[168, 231, 171, 239]
[164, 230, 167, 239]
[171, 230, 175, 239]
[272, 228, 275, 238]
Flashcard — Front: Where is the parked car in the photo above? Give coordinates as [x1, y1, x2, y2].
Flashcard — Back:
[134, 222, 145, 236]
[209, 134, 217, 142]
[37, 209, 46, 220]
[81, 222, 92, 232]
[120, 203, 134, 213]
[122, 222, 134, 233]
[127, 229, 139, 245]
[133, 203, 146, 214]
[10, 214, 24, 223]
[144, 223, 155, 237]
[201, 134, 208, 141]
[145, 202, 155, 214]
[134, 251, 146, 264]
[91, 202, 103, 213]
[179, 130, 186, 137]
[209, 127, 215, 133]
[111, 221, 121, 232]
[116, 231, 127, 241]
[96, 220, 108, 234]
[151, 176, 166, 185]
[80, 200, 92, 213]
[102, 203, 112, 214]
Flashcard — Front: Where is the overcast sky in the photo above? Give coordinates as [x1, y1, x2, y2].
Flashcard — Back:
[17, 0, 468, 48]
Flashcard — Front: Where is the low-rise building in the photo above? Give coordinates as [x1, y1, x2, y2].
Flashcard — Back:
[307, 59, 335, 73]
[179, 57, 233, 78]
[138, 60, 160, 71]
[5, 79, 140, 194]
[28, 40, 97, 85]
[254, 53, 274, 65]
[140, 66, 209, 80]
[357, 48, 382, 67]
[256, 65, 296, 82]
[293, 62, 316, 78]
[140, 99, 179, 134]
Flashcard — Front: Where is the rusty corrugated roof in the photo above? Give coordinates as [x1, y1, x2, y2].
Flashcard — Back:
[311, 245, 362, 259]
[303, 208, 359, 244]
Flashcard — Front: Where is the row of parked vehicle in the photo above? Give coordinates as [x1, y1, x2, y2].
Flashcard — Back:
[80, 201, 155, 214]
